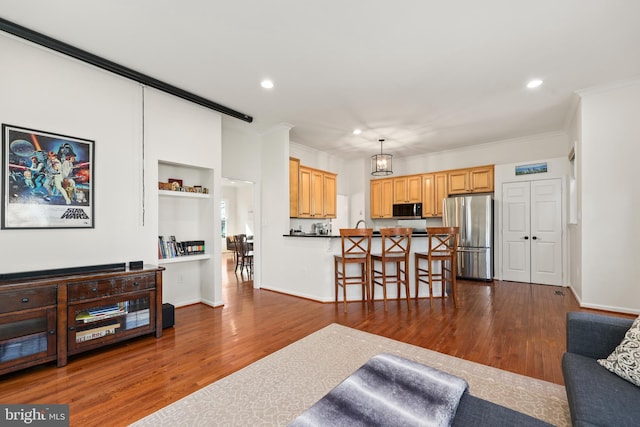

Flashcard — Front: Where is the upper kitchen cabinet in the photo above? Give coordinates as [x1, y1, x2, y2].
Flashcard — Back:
[289, 157, 300, 217]
[393, 175, 422, 204]
[447, 165, 494, 195]
[323, 173, 337, 218]
[422, 172, 448, 217]
[296, 163, 337, 219]
[370, 178, 394, 218]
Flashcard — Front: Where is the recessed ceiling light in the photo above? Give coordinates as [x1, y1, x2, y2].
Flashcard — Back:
[353, 129, 362, 135]
[261, 79, 274, 89]
[526, 79, 543, 89]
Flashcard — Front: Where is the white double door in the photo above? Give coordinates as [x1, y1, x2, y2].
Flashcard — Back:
[502, 178, 563, 285]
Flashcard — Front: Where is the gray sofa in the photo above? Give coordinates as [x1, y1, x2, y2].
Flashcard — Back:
[562, 312, 640, 427]
[452, 393, 552, 426]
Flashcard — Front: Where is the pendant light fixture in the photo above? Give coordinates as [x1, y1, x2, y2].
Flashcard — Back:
[371, 139, 393, 176]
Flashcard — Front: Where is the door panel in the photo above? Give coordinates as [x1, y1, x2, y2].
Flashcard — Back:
[530, 179, 562, 285]
[502, 179, 563, 285]
[502, 182, 531, 283]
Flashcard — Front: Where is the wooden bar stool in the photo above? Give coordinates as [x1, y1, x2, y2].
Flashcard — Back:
[414, 226, 459, 307]
[370, 228, 412, 311]
[334, 228, 373, 313]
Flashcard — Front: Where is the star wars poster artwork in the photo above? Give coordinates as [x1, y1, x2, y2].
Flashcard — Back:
[2, 124, 94, 229]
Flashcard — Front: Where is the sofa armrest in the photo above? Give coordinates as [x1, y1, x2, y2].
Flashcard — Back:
[566, 312, 633, 359]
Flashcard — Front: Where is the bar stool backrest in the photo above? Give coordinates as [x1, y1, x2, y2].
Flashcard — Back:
[380, 227, 412, 257]
[340, 228, 373, 257]
[426, 227, 459, 258]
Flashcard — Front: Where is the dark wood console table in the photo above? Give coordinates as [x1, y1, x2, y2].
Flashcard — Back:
[0, 264, 163, 376]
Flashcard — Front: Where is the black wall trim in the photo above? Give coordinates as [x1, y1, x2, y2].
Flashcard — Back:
[0, 17, 253, 123]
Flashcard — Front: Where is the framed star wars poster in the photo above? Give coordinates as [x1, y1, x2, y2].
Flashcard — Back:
[2, 124, 94, 229]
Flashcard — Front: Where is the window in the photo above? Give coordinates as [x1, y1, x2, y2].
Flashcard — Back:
[221, 201, 227, 238]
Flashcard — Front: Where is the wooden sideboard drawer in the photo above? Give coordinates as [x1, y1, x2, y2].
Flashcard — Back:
[0, 287, 57, 313]
[67, 274, 156, 302]
[123, 274, 156, 293]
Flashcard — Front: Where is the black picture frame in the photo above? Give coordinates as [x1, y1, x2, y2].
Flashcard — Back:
[2, 124, 95, 229]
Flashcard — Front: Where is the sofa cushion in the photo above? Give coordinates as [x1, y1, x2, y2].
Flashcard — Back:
[566, 312, 634, 359]
[452, 393, 552, 427]
[563, 352, 640, 427]
[597, 315, 640, 387]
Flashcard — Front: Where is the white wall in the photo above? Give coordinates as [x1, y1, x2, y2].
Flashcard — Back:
[579, 79, 640, 313]
[566, 100, 583, 300]
[399, 132, 568, 176]
[0, 33, 223, 309]
[259, 125, 292, 293]
[0, 34, 145, 272]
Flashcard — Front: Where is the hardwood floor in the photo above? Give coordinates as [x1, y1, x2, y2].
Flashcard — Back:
[0, 253, 633, 426]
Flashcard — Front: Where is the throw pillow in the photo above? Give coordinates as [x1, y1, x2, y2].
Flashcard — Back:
[598, 315, 640, 387]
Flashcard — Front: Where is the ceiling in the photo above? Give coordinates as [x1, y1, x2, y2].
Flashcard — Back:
[1, 1, 639, 160]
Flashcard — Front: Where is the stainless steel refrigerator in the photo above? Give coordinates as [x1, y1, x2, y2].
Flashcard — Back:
[443, 194, 493, 281]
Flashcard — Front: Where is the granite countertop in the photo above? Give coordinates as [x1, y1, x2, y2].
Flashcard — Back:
[283, 229, 429, 237]
[284, 232, 337, 238]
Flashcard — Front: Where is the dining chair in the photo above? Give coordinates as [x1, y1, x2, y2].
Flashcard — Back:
[334, 228, 373, 313]
[227, 235, 238, 261]
[414, 227, 459, 307]
[233, 234, 244, 273]
[235, 234, 253, 277]
[370, 228, 412, 311]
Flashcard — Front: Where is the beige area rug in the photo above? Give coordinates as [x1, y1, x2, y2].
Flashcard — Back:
[131, 324, 570, 426]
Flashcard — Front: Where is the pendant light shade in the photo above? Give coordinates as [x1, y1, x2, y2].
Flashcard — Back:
[371, 139, 393, 176]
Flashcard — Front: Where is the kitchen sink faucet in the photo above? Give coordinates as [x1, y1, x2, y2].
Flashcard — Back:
[355, 220, 367, 229]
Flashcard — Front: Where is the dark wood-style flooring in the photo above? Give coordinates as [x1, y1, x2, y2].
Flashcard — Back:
[0, 253, 634, 426]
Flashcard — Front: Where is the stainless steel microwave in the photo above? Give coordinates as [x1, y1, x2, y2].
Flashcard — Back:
[392, 203, 422, 218]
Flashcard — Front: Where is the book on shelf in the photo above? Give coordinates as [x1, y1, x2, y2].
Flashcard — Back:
[76, 322, 120, 343]
[185, 240, 206, 255]
[76, 303, 126, 323]
[158, 236, 206, 258]
[158, 236, 165, 258]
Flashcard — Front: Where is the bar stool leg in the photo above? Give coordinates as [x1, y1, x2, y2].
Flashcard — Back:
[450, 259, 457, 308]
[343, 260, 349, 313]
[382, 261, 388, 311]
[334, 258, 339, 305]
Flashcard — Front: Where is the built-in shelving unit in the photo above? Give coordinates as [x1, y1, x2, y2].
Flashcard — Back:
[157, 161, 215, 306]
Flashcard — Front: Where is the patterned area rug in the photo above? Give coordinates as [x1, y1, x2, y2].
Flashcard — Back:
[131, 324, 570, 426]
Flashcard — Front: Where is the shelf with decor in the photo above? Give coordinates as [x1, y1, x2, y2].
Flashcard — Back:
[158, 190, 210, 199]
[158, 254, 211, 264]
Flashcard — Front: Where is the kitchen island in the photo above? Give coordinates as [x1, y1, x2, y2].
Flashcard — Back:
[267, 231, 442, 304]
